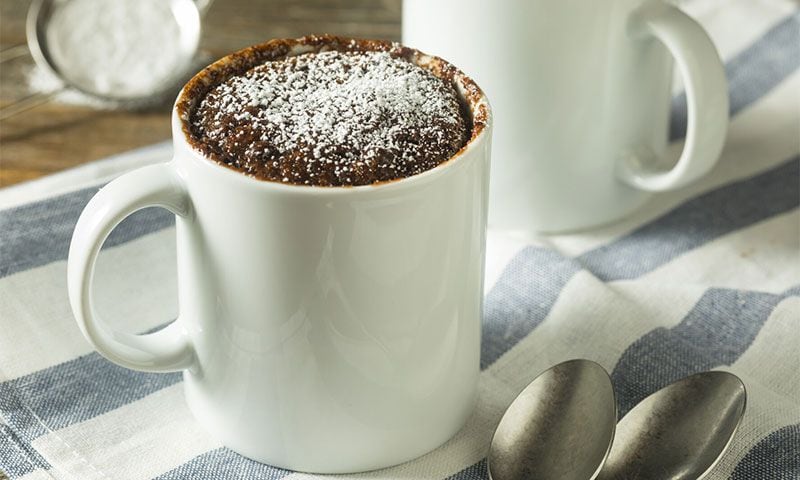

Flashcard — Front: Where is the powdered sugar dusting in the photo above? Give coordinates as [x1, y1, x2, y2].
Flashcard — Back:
[191, 50, 468, 186]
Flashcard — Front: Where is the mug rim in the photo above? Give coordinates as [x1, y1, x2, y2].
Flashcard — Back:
[171, 35, 491, 194]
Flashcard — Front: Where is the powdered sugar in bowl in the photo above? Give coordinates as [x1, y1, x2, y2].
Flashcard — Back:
[27, 0, 202, 102]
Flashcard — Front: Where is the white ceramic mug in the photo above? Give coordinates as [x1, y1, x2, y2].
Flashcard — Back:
[67, 37, 491, 474]
[404, 0, 728, 232]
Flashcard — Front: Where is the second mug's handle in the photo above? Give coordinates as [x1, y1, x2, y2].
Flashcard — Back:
[67, 163, 197, 373]
[617, 2, 728, 192]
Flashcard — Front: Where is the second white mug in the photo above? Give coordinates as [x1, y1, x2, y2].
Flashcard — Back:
[404, 0, 729, 232]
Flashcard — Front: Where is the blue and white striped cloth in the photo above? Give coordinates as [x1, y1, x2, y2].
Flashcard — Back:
[1, 1, 798, 478]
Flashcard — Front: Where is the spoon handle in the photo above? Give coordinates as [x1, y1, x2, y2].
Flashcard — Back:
[0, 89, 61, 120]
[0, 44, 30, 63]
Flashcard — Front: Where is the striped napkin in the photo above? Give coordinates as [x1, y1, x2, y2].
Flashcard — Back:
[1, 1, 798, 478]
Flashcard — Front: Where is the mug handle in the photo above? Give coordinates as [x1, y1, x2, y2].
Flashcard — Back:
[67, 163, 196, 373]
[617, 2, 729, 192]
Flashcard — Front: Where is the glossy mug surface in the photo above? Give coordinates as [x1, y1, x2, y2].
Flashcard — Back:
[404, 0, 728, 232]
[67, 37, 492, 473]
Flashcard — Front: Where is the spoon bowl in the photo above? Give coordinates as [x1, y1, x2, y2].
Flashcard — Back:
[488, 359, 617, 480]
[597, 371, 747, 480]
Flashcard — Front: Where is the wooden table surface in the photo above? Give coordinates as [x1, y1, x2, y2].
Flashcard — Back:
[0, 0, 401, 186]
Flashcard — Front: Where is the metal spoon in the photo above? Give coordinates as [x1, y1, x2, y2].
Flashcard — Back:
[488, 359, 617, 480]
[597, 371, 747, 480]
[1, 0, 207, 119]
